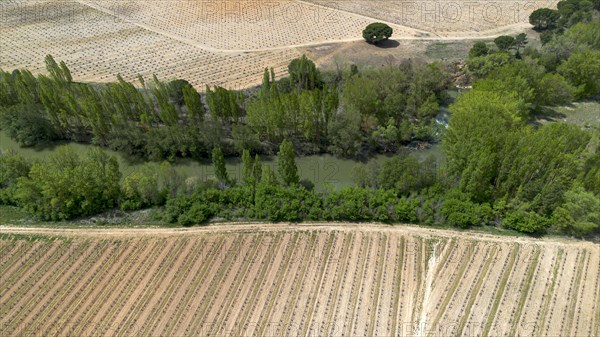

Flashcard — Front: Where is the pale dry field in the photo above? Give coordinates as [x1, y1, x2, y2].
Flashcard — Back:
[304, 0, 556, 37]
[1, 0, 546, 89]
[0, 224, 598, 337]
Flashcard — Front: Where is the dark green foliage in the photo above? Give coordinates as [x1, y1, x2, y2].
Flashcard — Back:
[0, 152, 31, 205]
[288, 55, 322, 90]
[255, 185, 320, 221]
[440, 190, 491, 228]
[0, 104, 57, 146]
[277, 139, 299, 186]
[494, 36, 516, 51]
[529, 8, 561, 30]
[212, 147, 229, 185]
[167, 79, 193, 106]
[377, 155, 437, 194]
[469, 42, 489, 58]
[205, 85, 243, 124]
[362, 23, 393, 44]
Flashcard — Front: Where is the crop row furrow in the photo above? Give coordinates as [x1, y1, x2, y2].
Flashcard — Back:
[93, 239, 163, 335]
[388, 237, 405, 337]
[0, 242, 56, 292]
[430, 241, 474, 329]
[563, 250, 586, 336]
[456, 246, 498, 336]
[17, 240, 111, 336]
[185, 236, 245, 336]
[482, 244, 519, 337]
[232, 235, 283, 336]
[70, 239, 149, 337]
[162, 237, 226, 336]
[276, 232, 318, 337]
[252, 233, 302, 337]
[139, 238, 207, 337]
[0, 240, 89, 332]
[206, 234, 266, 337]
[54, 240, 141, 337]
[298, 232, 336, 337]
[311, 232, 352, 337]
[508, 246, 541, 337]
[366, 234, 388, 337]
[0, 241, 69, 318]
[344, 235, 371, 337]
[116, 238, 188, 337]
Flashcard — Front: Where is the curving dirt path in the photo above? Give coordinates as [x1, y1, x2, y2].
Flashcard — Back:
[0, 222, 595, 248]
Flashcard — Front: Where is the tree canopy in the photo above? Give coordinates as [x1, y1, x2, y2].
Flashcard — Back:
[362, 23, 393, 44]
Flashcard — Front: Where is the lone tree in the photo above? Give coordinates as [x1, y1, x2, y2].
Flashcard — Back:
[362, 23, 393, 45]
[529, 8, 560, 30]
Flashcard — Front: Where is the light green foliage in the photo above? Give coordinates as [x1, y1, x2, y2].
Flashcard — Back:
[444, 90, 524, 201]
[553, 186, 600, 235]
[277, 139, 299, 186]
[182, 84, 204, 124]
[260, 164, 277, 186]
[497, 123, 590, 199]
[205, 85, 243, 124]
[15, 146, 121, 220]
[558, 49, 600, 98]
[121, 164, 163, 211]
[466, 52, 511, 79]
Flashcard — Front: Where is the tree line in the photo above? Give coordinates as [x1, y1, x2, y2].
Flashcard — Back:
[1, 54, 450, 161]
[0, 0, 598, 237]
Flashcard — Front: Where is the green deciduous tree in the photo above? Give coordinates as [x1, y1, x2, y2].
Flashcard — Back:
[212, 147, 229, 185]
[553, 186, 600, 236]
[288, 55, 322, 90]
[277, 139, 299, 186]
[469, 41, 489, 58]
[558, 49, 600, 98]
[15, 146, 121, 220]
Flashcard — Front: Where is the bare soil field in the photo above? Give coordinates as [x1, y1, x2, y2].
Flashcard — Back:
[304, 0, 555, 36]
[1, 223, 598, 337]
[1, 0, 544, 89]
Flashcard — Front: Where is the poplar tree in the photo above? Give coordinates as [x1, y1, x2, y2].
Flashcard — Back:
[277, 139, 299, 186]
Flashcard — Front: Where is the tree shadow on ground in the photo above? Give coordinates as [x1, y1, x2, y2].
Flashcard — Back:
[373, 39, 400, 49]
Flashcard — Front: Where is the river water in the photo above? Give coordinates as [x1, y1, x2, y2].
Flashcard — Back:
[1, 134, 443, 189]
